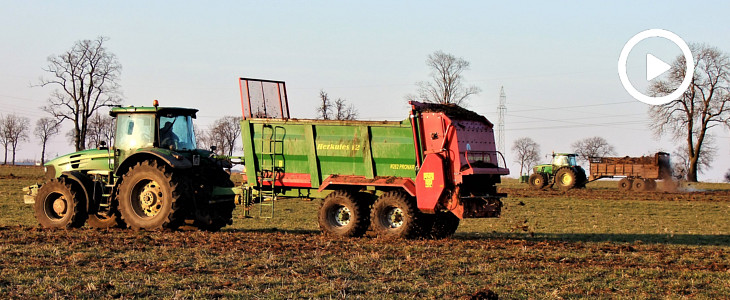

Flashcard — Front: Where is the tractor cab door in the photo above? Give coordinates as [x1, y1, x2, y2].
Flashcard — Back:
[113, 113, 156, 171]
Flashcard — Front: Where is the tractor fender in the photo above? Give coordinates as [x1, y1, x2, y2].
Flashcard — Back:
[60, 171, 95, 212]
[115, 150, 192, 176]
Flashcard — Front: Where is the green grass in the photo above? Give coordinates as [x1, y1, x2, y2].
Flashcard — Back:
[1, 166, 730, 298]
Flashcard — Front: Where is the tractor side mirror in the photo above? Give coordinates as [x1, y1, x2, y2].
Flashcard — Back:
[98, 141, 108, 150]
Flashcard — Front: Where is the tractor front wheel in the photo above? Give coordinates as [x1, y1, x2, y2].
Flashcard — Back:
[555, 168, 578, 191]
[528, 173, 548, 190]
[116, 160, 184, 230]
[318, 190, 370, 237]
[34, 178, 87, 229]
[370, 191, 421, 239]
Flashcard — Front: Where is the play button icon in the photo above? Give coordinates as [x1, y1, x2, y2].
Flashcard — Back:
[646, 53, 671, 81]
[618, 29, 695, 105]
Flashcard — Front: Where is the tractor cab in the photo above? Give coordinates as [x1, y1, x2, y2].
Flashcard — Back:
[551, 153, 578, 167]
[110, 102, 199, 169]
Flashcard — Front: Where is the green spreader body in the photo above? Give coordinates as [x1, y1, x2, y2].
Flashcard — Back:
[238, 78, 510, 225]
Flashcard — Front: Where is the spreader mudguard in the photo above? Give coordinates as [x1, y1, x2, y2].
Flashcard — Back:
[415, 153, 446, 214]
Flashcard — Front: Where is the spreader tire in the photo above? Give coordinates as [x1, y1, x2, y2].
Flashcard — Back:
[427, 211, 461, 239]
[555, 168, 578, 191]
[116, 160, 184, 230]
[318, 190, 370, 237]
[528, 173, 548, 190]
[633, 179, 647, 191]
[370, 191, 421, 239]
[618, 178, 633, 192]
[34, 178, 87, 229]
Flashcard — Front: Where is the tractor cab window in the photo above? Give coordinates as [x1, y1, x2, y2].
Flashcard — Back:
[159, 115, 196, 151]
[552, 155, 571, 166]
[115, 114, 155, 150]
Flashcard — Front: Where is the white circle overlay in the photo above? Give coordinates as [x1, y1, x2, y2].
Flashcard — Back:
[617, 29, 694, 105]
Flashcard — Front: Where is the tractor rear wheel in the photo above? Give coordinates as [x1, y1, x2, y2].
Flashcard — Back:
[116, 160, 184, 230]
[555, 168, 578, 190]
[199, 171, 236, 232]
[370, 191, 421, 239]
[34, 178, 87, 229]
[318, 190, 370, 237]
[528, 173, 548, 190]
[618, 178, 633, 191]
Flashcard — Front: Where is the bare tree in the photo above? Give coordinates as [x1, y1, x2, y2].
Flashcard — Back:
[724, 169, 730, 182]
[649, 44, 730, 182]
[407, 51, 481, 106]
[316, 90, 332, 120]
[194, 124, 212, 150]
[572, 136, 616, 164]
[671, 144, 715, 180]
[1, 114, 30, 165]
[34, 117, 60, 165]
[0, 115, 6, 164]
[38, 36, 122, 151]
[85, 112, 115, 149]
[208, 116, 243, 156]
[512, 137, 541, 176]
[334, 98, 358, 120]
[316, 90, 358, 120]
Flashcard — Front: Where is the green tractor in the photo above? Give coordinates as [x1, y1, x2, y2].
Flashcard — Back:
[528, 153, 588, 191]
[27, 102, 237, 231]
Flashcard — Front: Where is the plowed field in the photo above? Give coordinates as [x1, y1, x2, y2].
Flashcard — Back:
[1, 166, 729, 298]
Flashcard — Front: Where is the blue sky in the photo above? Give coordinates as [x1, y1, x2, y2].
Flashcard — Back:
[1, 1, 729, 180]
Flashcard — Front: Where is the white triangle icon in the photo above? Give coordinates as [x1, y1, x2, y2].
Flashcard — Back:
[646, 53, 671, 81]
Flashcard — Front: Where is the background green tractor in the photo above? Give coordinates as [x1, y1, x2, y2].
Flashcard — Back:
[29, 102, 237, 231]
[528, 153, 588, 191]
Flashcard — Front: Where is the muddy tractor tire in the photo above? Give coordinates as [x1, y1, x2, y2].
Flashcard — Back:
[199, 171, 236, 232]
[555, 168, 578, 191]
[618, 178, 633, 192]
[318, 190, 370, 237]
[116, 160, 185, 230]
[528, 173, 548, 190]
[34, 178, 87, 229]
[370, 191, 421, 239]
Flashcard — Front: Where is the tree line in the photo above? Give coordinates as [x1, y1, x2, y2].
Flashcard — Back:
[12, 36, 730, 181]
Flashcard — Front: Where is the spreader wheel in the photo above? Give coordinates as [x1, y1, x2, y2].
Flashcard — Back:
[618, 178, 633, 192]
[116, 160, 185, 230]
[370, 191, 421, 239]
[34, 178, 87, 229]
[633, 179, 647, 191]
[426, 211, 461, 239]
[318, 190, 370, 237]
